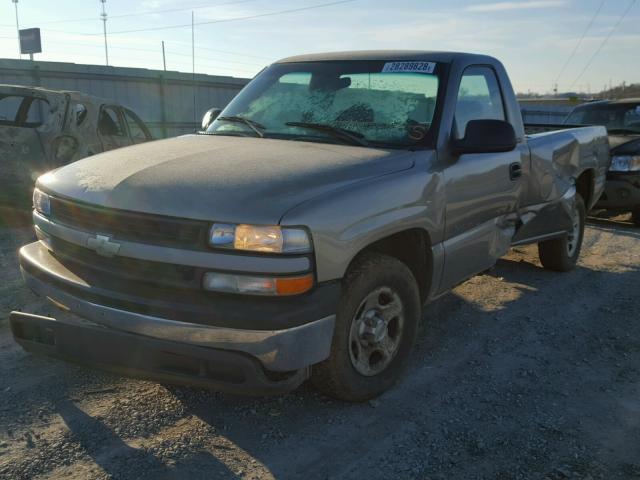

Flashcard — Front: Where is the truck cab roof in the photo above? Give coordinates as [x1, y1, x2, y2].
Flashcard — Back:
[276, 50, 499, 65]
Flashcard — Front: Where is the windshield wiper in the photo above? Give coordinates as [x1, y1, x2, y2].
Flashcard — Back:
[285, 122, 369, 147]
[217, 116, 266, 138]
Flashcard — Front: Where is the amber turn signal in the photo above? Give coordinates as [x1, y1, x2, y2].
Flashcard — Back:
[275, 274, 314, 296]
[203, 272, 314, 296]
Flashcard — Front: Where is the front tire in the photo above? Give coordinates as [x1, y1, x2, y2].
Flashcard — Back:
[538, 194, 586, 272]
[311, 253, 421, 402]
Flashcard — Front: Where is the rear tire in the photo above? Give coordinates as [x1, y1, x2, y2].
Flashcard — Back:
[538, 194, 586, 272]
[311, 253, 421, 402]
[632, 207, 640, 227]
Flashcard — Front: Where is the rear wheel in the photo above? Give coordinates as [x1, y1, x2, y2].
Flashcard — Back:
[538, 194, 586, 272]
[632, 207, 640, 227]
[311, 253, 421, 402]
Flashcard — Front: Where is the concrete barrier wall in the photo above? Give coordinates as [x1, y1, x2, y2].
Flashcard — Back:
[0, 58, 251, 138]
[518, 100, 584, 125]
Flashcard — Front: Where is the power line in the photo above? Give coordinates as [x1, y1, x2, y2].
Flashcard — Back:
[167, 42, 273, 60]
[554, 0, 605, 87]
[25, 46, 260, 75]
[24, 39, 266, 73]
[569, 0, 636, 90]
[15, 32, 273, 61]
[11, 0, 259, 26]
[24, 39, 270, 66]
[50, 0, 356, 36]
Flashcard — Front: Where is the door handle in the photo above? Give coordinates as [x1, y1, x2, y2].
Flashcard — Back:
[509, 162, 522, 180]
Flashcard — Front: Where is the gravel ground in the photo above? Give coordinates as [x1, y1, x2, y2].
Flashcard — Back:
[0, 215, 639, 480]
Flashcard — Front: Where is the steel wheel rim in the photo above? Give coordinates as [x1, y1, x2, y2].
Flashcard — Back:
[348, 286, 405, 377]
[567, 203, 581, 257]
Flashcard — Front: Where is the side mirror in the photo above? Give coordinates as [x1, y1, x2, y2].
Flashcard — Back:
[201, 108, 222, 131]
[452, 119, 517, 155]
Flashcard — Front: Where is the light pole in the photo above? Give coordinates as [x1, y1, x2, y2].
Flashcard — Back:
[100, 0, 109, 66]
[12, 0, 21, 59]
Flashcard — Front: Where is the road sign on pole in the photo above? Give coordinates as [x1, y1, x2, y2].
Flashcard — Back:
[19, 28, 42, 60]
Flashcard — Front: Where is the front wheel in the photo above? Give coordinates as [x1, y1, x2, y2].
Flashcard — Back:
[538, 193, 586, 272]
[311, 253, 421, 402]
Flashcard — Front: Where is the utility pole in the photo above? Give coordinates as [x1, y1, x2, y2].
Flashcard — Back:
[12, 0, 21, 59]
[161, 41, 166, 71]
[192, 11, 196, 131]
[100, 0, 109, 66]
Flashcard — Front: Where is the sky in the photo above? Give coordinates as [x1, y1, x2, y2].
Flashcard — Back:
[0, 0, 638, 94]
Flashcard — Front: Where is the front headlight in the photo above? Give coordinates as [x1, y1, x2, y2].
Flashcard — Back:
[33, 188, 51, 216]
[610, 155, 640, 172]
[209, 223, 311, 253]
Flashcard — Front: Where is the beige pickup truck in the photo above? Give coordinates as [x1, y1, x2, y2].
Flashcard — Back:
[11, 51, 609, 401]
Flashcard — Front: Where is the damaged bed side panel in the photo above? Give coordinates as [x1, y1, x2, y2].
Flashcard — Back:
[512, 126, 608, 244]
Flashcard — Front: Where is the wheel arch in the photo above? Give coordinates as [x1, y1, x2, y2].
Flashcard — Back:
[344, 228, 433, 303]
[576, 168, 596, 210]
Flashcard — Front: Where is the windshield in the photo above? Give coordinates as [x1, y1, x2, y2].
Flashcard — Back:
[566, 102, 640, 134]
[206, 60, 441, 148]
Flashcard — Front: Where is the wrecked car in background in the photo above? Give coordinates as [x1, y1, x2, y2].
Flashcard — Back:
[565, 99, 640, 226]
[0, 84, 153, 208]
[10, 51, 610, 401]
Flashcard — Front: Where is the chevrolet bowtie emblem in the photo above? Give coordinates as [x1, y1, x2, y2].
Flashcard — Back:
[86, 234, 121, 257]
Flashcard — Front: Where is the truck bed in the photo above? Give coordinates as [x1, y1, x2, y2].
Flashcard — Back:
[526, 125, 609, 207]
[524, 123, 586, 135]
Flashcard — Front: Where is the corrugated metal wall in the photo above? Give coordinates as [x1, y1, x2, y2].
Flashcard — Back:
[0, 58, 250, 138]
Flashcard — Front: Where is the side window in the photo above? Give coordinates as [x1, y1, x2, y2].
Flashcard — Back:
[0, 95, 23, 123]
[99, 107, 126, 136]
[74, 103, 88, 126]
[24, 98, 50, 127]
[0, 95, 49, 127]
[623, 106, 640, 127]
[454, 66, 505, 138]
[123, 109, 151, 140]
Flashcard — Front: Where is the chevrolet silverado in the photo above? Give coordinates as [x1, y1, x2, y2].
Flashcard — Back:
[10, 51, 609, 401]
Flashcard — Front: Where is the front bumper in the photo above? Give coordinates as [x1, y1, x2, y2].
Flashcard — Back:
[594, 173, 640, 210]
[10, 311, 307, 395]
[12, 241, 337, 394]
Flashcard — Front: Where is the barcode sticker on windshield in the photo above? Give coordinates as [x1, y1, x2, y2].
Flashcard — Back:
[382, 62, 436, 74]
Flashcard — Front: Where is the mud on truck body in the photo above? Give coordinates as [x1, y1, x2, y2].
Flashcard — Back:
[10, 51, 609, 401]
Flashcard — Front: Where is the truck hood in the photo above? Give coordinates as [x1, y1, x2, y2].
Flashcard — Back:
[38, 134, 416, 224]
[609, 134, 640, 155]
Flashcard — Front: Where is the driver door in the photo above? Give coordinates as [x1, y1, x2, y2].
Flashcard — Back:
[439, 66, 526, 292]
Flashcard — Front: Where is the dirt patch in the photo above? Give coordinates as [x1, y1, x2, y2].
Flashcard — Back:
[1, 216, 639, 479]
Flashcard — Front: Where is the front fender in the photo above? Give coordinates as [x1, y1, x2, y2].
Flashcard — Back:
[280, 154, 444, 282]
